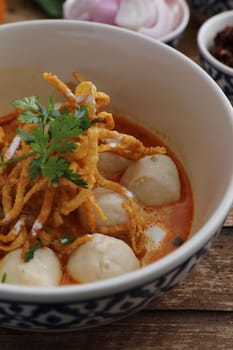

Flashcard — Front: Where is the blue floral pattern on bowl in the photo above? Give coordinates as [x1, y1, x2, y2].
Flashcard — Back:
[188, 0, 233, 20]
[0, 227, 221, 332]
[199, 53, 233, 104]
[164, 33, 184, 47]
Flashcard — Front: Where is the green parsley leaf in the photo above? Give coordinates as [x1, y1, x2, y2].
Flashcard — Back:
[18, 111, 41, 124]
[46, 96, 54, 114]
[51, 141, 77, 154]
[3, 95, 92, 188]
[0, 151, 37, 168]
[60, 231, 76, 246]
[172, 236, 184, 247]
[24, 242, 42, 262]
[38, 102, 48, 115]
[79, 117, 102, 131]
[12, 96, 40, 113]
[49, 114, 83, 142]
[75, 105, 88, 119]
[41, 157, 72, 186]
[64, 169, 88, 188]
[29, 157, 42, 180]
[39, 231, 76, 247]
[30, 128, 49, 159]
[1, 272, 7, 283]
[16, 97, 58, 128]
[75, 105, 102, 130]
[16, 128, 35, 144]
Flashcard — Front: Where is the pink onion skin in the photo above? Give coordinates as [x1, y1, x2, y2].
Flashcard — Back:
[91, 0, 121, 24]
[140, 0, 181, 39]
[63, 0, 120, 25]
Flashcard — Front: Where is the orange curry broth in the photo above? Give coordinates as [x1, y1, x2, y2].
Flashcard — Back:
[0, 112, 193, 285]
[114, 115, 194, 263]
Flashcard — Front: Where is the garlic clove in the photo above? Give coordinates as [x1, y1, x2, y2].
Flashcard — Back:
[140, 0, 174, 39]
[115, 0, 157, 31]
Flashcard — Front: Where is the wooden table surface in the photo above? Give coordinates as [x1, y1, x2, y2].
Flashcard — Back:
[1, 1, 233, 349]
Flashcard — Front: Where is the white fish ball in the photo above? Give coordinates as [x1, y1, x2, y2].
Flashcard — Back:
[0, 247, 62, 286]
[120, 154, 180, 206]
[67, 233, 140, 282]
[79, 187, 130, 228]
[97, 151, 132, 178]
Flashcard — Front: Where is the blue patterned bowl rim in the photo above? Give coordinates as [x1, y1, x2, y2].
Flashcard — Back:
[197, 10, 233, 75]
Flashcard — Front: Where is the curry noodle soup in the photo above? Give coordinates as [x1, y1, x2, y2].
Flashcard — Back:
[0, 72, 193, 286]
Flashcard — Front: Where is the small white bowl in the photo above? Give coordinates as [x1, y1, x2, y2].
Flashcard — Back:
[63, 0, 190, 48]
[0, 20, 233, 332]
[198, 10, 233, 104]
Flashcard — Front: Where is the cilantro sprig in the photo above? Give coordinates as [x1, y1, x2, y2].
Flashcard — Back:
[172, 236, 184, 247]
[40, 231, 76, 247]
[24, 231, 76, 262]
[24, 242, 42, 263]
[1, 272, 7, 283]
[1, 96, 100, 187]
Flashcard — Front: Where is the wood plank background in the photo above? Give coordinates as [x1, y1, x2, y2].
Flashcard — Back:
[1, 1, 233, 349]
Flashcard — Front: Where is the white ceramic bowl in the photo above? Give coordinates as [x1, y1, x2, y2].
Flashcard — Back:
[187, 0, 233, 21]
[0, 20, 233, 331]
[198, 11, 233, 104]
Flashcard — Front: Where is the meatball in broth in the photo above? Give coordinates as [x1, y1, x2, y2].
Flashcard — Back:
[121, 154, 181, 206]
[67, 233, 140, 283]
[0, 248, 62, 286]
[79, 187, 130, 228]
[98, 151, 132, 179]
